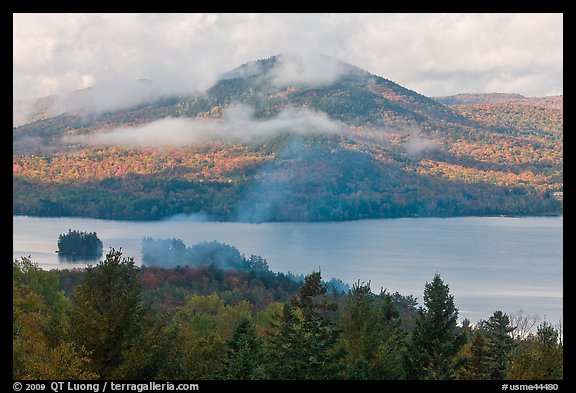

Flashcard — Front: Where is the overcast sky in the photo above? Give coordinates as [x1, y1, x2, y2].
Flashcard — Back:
[13, 13, 563, 102]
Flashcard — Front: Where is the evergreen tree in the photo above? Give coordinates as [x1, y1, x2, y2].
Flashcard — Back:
[221, 319, 267, 379]
[70, 248, 144, 379]
[373, 291, 407, 379]
[346, 357, 370, 380]
[113, 312, 183, 379]
[266, 302, 308, 378]
[482, 310, 515, 379]
[267, 271, 343, 379]
[533, 321, 563, 379]
[406, 273, 466, 380]
[339, 281, 406, 379]
[340, 281, 379, 366]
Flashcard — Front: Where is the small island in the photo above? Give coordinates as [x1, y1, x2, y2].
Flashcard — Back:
[57, 229, 103, 257]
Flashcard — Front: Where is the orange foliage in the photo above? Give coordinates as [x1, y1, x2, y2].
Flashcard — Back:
[13, 145, 274, 184]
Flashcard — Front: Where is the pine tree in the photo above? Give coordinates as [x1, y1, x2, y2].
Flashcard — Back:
[221, 319, 267, 379]
[339, 281, 406, 379]
[267, 271, 343, 379]
[373, 291, 407, 379]
[113, 312, 183, 379]
[482, 310, 515, 379]
[533, 321, 563, 379]
[340, 281, 379, 366]
[266, 302, 308, 378]
[406, 273, 466, 380]
[70, 248, 144, 379]
[346, 357, 370, 380]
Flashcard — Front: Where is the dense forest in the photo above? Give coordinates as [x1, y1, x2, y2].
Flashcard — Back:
[13, 248, 563, 380]
[12, 136, 562, 222]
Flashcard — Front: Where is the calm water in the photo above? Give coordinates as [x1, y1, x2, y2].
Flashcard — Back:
[13, 215, 563, 325]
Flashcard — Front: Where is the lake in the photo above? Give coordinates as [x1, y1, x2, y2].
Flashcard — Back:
[13, 215, 563, 325]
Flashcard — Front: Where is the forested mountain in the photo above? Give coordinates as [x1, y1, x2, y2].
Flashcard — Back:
[13, 53, 563, 222]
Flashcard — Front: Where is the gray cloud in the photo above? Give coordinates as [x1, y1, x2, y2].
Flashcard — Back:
[13, 13, 562, 104]
[13, 78, 163, 127]
[270, 51, 348, 88]
[402, 134, 441, 156]
[64, 104, 345, 147]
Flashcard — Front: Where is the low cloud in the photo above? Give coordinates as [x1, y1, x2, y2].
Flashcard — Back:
[13, 78, 163, 127]
[399, 126, 441, 156]
[52, 77, 162, 114]
[64, 104, 344, 147]
[270, 51, 348, 88]
[403, 135, 441, 155]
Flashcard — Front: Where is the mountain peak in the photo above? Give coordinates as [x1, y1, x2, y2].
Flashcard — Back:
[221, 52, 363, 88]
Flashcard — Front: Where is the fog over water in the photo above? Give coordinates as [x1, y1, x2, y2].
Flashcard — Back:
[13, 215, 563, 325]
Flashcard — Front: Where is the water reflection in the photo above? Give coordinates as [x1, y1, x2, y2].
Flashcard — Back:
[57, 254, 102, 264]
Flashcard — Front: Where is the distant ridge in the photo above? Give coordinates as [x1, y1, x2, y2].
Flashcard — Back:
[433, 93, 528, 105]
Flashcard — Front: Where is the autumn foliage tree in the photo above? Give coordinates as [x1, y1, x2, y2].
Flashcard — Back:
[507, 321, 563, 380]
[13, 257, 97, 379]
[458, 329, 492, 380]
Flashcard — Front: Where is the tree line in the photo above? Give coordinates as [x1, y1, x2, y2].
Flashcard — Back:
[13, 249, 562, 380]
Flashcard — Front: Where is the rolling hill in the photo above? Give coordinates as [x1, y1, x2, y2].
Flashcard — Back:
[13, 53, 563, 222]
